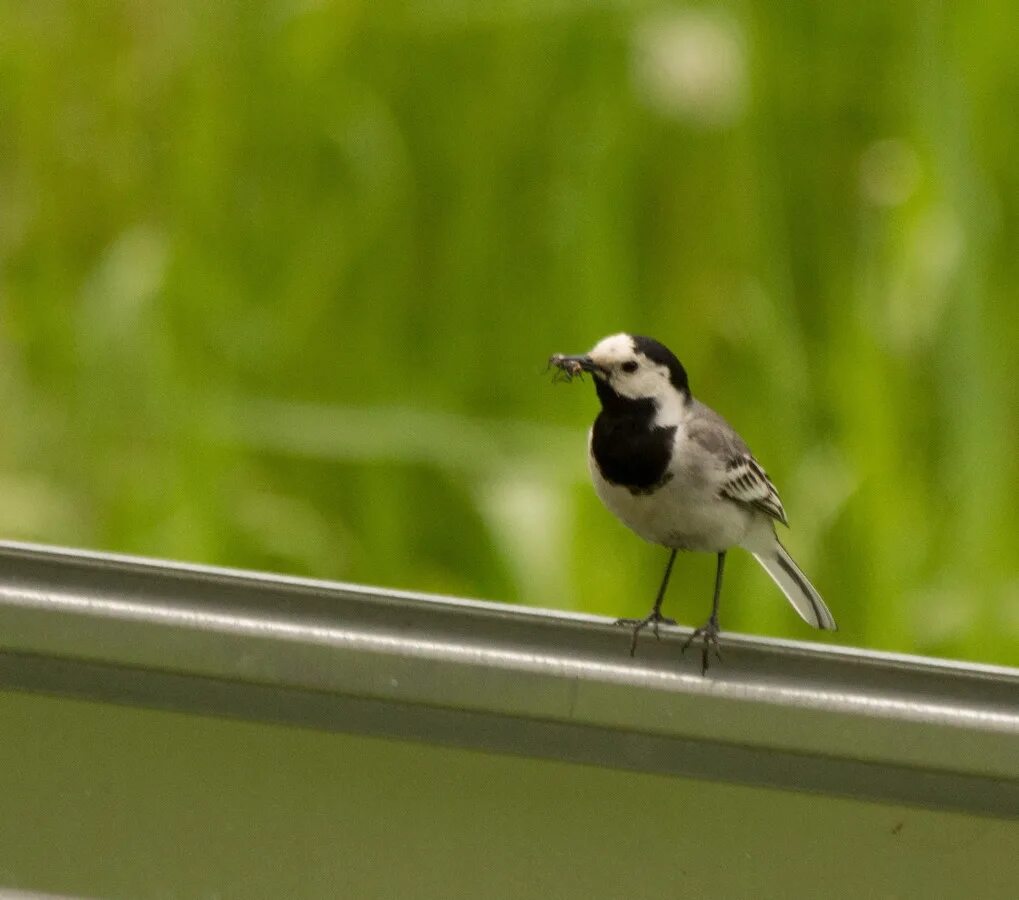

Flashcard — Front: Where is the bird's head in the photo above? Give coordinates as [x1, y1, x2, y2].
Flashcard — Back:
[550, 333, 690, 419]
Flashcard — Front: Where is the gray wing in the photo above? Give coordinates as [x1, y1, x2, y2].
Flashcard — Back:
[720, 454, 788, 525]
[687, 400, 789, 526]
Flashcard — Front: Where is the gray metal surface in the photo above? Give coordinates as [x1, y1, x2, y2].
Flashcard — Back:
[1, 540, 1017, 819]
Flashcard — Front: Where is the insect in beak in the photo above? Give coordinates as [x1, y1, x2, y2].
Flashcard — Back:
[548, 353, 599, 382]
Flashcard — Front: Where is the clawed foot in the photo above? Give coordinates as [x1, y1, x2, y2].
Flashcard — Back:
[681, 616, 722, 675]
[615, 610, 678, 657]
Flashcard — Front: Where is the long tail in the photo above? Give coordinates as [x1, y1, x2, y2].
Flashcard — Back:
[751, 542, 838, 631]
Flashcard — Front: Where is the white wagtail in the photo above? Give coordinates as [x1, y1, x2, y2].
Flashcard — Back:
[550, 333, 837, 673]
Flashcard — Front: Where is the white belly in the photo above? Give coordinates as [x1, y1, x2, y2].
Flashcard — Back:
[587, 432, 754, 553]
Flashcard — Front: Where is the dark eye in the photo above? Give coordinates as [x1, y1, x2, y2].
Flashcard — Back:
[621, 360, 638, 373]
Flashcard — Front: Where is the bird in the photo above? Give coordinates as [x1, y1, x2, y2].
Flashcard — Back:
[550, 333, 837, 673]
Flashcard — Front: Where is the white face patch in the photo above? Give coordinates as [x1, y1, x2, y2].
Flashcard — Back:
[587, 333, 686, 426]
[587, 333, 636, 367]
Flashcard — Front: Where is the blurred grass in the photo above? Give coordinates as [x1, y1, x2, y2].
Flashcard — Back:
[0, 1, 1016, 664]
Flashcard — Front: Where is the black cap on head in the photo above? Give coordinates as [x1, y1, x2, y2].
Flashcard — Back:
[631, 335, 690, 395]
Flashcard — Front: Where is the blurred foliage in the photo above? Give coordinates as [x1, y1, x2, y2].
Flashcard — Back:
[0, 1, 1016, 665]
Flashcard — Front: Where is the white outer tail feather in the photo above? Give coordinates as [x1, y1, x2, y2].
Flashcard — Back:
[751, 543, 838, 631]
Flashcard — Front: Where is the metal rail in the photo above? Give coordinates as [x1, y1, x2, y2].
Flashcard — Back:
[1, 540, 1017, 819]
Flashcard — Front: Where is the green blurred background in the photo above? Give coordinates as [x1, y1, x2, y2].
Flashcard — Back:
[1, 1, 1016, 665]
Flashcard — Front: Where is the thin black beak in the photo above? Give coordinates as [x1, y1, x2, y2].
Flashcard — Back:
[549, 353, 600, 376]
